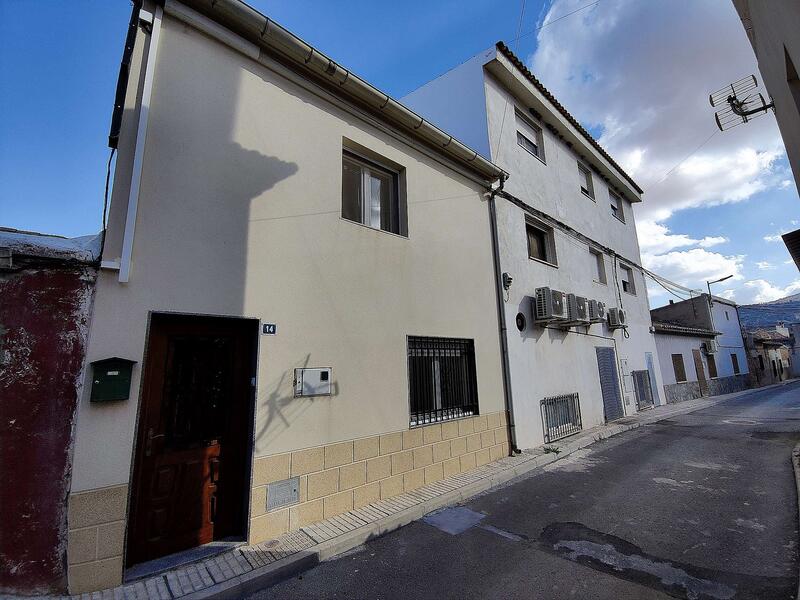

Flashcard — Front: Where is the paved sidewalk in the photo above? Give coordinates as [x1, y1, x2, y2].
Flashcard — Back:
[50, 385, 776, 600]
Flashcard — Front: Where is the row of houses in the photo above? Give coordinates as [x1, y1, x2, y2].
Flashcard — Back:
[0, 0, 762, 595]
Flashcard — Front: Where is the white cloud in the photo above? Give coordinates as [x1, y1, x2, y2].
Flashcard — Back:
[529, 0, 791, 305]
[643, 248, 744, 288]
[530, 0, 786, 224]
[636, 221, 727, 256]
[764, 231, 789, 242]
[756, 261, 776, 270]
[743, 279, 800, 303]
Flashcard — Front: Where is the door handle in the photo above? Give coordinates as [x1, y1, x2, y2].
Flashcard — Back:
[145, 428, 165, 457]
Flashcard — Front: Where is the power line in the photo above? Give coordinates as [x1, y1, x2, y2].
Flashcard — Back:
[648, 130, 718, 189]
[511, 0, 602, 43]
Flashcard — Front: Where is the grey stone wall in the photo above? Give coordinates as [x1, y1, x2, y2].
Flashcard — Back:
[707, 374, 750, 396]
[664, 381, 703, 404]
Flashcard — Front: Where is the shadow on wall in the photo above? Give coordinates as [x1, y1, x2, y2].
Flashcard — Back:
[253, 353, 341, 454]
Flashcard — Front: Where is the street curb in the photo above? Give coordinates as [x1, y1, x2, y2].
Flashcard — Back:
[792, 441, 800, 600]
[176, 387, 759, 599]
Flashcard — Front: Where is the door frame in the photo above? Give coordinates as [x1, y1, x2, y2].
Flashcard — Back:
[124, 311, 259, 569]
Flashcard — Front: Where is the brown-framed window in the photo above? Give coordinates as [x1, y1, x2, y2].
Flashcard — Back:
[526, 219, 557, 265]
[672, 354, 687, 382]
[578, 162, 594, 199]
[707, 354, 718, 378]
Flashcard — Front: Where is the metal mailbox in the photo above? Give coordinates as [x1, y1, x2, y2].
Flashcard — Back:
[90, 357, 137, 402]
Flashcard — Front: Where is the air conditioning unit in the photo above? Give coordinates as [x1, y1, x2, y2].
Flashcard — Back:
[534, 287, 567, 322]
[563, 294, 590, 326]
[702, 340, 719, 354]
[588, 299, 606, 323]
[607, 307, 627, 329]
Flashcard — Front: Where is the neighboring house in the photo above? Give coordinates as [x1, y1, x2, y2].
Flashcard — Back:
[0, 229, 99, 596]
[60, 0, 510, 594]
[402, 43, 664, 449]
[650, 294, 750, 403]
[746, 327, 794, 386]
[652, 322, 722, 403]
[732, 0, 800, 190]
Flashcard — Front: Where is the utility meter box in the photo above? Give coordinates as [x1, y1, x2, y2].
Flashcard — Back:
[294, 367, 332, 397]
[90, 357, 137, 402]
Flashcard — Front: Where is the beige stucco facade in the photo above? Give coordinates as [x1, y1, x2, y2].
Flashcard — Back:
[67, 4, 506, 593]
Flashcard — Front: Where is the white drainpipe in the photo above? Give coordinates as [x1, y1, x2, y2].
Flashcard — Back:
[118, 4, 163, 283]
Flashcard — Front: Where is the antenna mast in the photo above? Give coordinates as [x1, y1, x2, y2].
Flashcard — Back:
[709, 74, 775, 131]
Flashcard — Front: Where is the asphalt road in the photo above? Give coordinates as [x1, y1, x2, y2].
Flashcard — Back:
[250, 382, 800, 600]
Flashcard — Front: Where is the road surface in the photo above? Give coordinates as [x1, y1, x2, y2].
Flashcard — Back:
[250, 382, 800, 599]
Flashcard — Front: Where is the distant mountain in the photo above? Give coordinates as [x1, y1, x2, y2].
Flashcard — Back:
[739, 293, 800, 329]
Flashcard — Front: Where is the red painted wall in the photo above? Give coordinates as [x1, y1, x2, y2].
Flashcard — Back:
[0, 264, 96, 595]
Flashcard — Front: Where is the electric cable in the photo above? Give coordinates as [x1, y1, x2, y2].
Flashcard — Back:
[98, 147, 117, 263]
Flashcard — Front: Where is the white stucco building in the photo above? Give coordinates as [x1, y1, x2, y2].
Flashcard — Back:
[403, 43, 665, 450]
[651, 294, 749, 402]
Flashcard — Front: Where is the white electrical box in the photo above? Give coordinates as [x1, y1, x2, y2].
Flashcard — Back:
[294, 367, 332, 397]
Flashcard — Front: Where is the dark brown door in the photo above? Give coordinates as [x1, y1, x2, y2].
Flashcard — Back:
[127, 314, 256, 566]
[692, 349, 708, 396]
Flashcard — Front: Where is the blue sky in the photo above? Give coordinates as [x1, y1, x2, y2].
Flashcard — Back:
[1, 0, 798, 305]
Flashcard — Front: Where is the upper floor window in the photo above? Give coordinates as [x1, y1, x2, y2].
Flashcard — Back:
[609, 190, 625, 223]
[620, 264, 636, 295]
[725, 310, 730, 321]
[526, 219, 557, 266]
[516, 111, 545, 162]
[342, 149, 405, 235]
[590, 247, 607, 284]
[578, 162, 594, 199]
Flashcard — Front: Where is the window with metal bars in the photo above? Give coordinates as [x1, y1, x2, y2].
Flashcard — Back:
[407, 336, 479, 427]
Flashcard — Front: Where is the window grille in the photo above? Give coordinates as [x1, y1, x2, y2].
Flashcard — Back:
[540, 392, 582, 443]
[407, 336, 479, 427]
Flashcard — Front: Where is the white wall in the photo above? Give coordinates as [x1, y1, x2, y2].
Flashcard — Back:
[403, 47, 665, 449]
[711, 301, 749, 378]
[71, 15, 504, 492]
[402, 49, 494, 161]
[655, 334, 703, 386]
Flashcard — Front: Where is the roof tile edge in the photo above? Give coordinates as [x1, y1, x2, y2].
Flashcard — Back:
[495, 41, 643, 196]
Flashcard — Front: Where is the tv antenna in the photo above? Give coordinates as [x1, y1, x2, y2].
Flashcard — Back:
[709, 75, 774, 131]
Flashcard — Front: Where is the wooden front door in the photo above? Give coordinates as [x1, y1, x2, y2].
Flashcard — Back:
[692, 349, 708, 396]
[127, 314, 256, 566]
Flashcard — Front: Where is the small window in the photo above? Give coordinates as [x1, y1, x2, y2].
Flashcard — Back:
[578, 162, 594, 199]
[342, 150, 403, 235]
[590, 248, 607, 284]
[707, 354, 718, 379]
[725, 310, 730, 321]
[672, 354, 687, 382]
[526, 219, 557, 265]
[407, 336, 478, 426]
[620, 264, 636, 295]
[609, 190, 625, 223]
[731, 353, 740, 375]
[758, 355, 765, 371]
[516, 111, 545, 162]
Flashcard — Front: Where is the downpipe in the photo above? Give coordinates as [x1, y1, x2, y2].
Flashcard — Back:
[487, 177, 520, 455]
